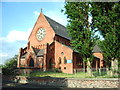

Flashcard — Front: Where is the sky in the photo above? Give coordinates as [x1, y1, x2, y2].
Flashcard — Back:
[0, 2, 68, 65]
[0, 1, 103, 65]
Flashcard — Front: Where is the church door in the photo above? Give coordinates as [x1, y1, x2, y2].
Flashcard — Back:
[29, 58, 34, 67]
[49, 59, 52, 70]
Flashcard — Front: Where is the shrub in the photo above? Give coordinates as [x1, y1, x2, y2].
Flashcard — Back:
[2, 55, 18, 75]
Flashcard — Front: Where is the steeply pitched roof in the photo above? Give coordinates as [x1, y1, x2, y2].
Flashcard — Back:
[37, 49, 44, 56]
[92, 45, 102, 53]
[44, 15, 71, 40]
[32, 47, 44, 56]
[21, 53, 27, 58]
[20, 48, 44, 58]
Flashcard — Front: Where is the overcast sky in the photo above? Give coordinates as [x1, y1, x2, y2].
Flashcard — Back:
[0, 2, 67, 65]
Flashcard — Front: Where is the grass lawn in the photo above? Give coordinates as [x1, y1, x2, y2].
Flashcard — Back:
[29, 71, 88, 78]
[28, 71, 119, 78]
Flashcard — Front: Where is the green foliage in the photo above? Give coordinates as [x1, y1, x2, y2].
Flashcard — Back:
[91, 2, 120, 63]
[29, 71, 119, 78]
[30, 71, 88, 78]
[99, 34, 119, 60]
[64, 2, 98, 63]
[52, 68, 62, 73]
[91, 2, 120, 36]
[2, 55, 18, 75]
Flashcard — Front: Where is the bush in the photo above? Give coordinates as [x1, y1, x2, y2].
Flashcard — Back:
[52, 68, 62, 73]
[2, 55, 18, 75]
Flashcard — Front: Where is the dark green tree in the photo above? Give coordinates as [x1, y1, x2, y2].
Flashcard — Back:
[2, 55, 18, 75]
[91, 2, 120, 76]
[63, 2, 98, 76]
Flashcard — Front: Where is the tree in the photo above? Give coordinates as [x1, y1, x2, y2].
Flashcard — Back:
[2, 55, 18, 75]
[63, 2, 98, 76]
[91, 2, 120, 76]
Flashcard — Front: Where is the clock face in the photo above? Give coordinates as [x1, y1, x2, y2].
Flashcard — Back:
[36, 28, 46, 41]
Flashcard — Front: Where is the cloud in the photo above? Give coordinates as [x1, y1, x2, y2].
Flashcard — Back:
[0, 53, 8, 57]
[0, 28, 32, 64]
[0, 37, 28, 64]
[0, 52, 9, 65]
[0, 28, 32, 42]
[0, 37, 5, 41]
[34, 11, 40, 17]
[6, 30, 28, 42]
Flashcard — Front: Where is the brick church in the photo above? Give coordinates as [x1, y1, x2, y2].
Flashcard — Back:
[17, 12, 105, 74]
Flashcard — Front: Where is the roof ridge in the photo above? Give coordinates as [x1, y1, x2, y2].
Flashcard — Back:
[44, 15, 71, 40]
[92, 45, 102, 53]
[44, 15, 66, 29]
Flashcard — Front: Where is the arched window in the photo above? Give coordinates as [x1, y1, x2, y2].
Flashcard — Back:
[29, 58, 34, 67]
[58, 57, 61, 64]
[64, 57, 67, 64]
[61, 52, 64, 55]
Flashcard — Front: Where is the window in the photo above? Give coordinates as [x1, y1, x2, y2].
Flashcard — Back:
[58, 57, 61, 64]
[64, 67, 66, 70]
[64, 57, 67, 64]
[61, 52, 64, 55]
[59, 67, 61, 70]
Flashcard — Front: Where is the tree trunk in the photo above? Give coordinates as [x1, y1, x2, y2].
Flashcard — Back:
[87, 58, 93, 77]
[83, 61, 86, 72]
[106, 64, 110, 76]
[111, 59, 118, 77]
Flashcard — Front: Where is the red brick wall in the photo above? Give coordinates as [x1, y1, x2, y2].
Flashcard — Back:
[93, 52, 105, 68]
[20, 58, 26, 67]
[28, 13, 55, 52]
[93, 52, 103, 60]
[54, 41, 73, 74]
[18, 13, 80, 74]
[46, 42, 55, 70]
[18, 13, 106, 74]
[54, 35, 70, 46]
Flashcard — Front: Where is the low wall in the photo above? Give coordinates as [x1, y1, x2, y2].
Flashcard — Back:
[3, 76, 120, 88]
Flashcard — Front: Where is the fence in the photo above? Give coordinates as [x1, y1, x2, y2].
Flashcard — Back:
[74, 67, 120, 77]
